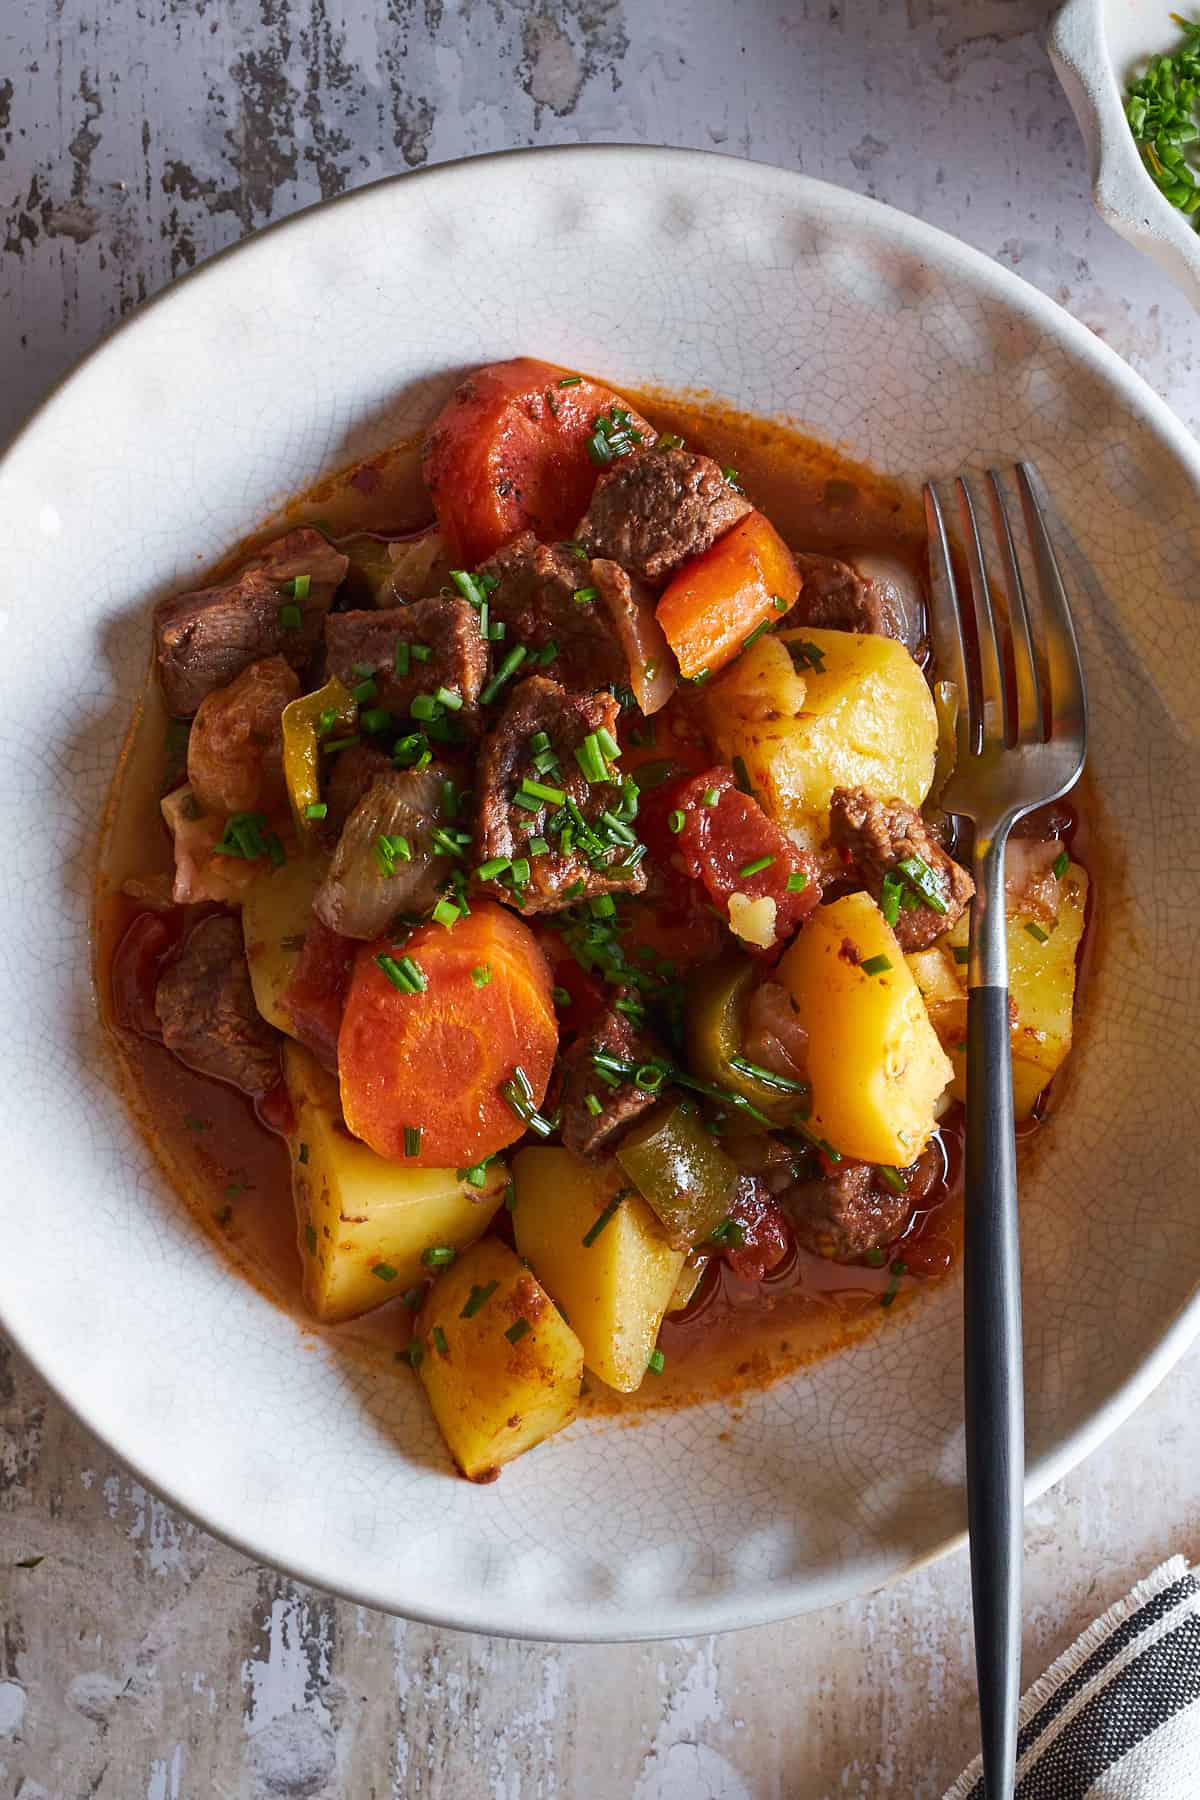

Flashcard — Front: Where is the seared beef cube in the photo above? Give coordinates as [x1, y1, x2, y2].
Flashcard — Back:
[320, 744, 394, 843]
[724, 1175, 792, 1281]
[155, 915, 281, 1094]
[314, 769, 452, 940]
[829, 786, 974, 952]
[155, 529, 348, 716]
[279, 918, 355, 1072]
[324, 596, 487, 729]
[474, 676, 647, 913]
[791, 552, 919, 644]
[784, 1161, 910, 1263]
[784, 1143, 941, 1263]
[576, 447, 752, 584]
[187, 655, 299, 817]
[560, 997, 663, 1159]
[478, 532, 627, 691]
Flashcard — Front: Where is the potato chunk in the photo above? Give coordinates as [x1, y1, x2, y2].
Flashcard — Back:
[416, 1237, 584, 1481]
[512, 1148, 684, 1393]
[908, 860, 1088, 1119]
[284, 1045, 504, 1323]
[704, 626, 937, 835]
[241, 853, 328, 1033]
[777, 891, 952, 1164]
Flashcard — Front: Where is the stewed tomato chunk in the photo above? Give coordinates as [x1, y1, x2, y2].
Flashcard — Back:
[672, 766, 820, 954]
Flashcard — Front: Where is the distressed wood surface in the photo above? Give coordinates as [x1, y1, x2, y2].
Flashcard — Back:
[2, 2, 1199, 1795]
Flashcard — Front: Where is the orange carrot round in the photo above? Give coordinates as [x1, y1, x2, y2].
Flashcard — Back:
[422, 358, 654, 565]
[656, 511, 801, 680]
[338, 902, 558, 1166]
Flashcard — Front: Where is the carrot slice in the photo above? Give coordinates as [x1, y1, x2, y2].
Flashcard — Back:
[422, 358, 654, 565]
[338, 902, 557, 1166]
[656, 511, 801, 680]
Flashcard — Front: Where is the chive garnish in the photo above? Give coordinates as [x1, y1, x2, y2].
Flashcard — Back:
[480, 645, 527, 705]
[279, 603, 302, 631]
[876, 1165, 907, 1196]
[953, 944, 969, 964]
[519, 777, 567, 806]
[407, 1340, 424, 1368]
[404, 1126, 422, 1156]
[431, 897, 460, 929]
[646, 1348, 665, 1375]
[581, 1192, 625, 1246]
[375, 952, 428, 993]
[557, 374, 583, 387]
[668, 809, 686, 834]
[573, 586, 598, 605]
[739, 854, 774, 878]
[702, 786, 719, 806]
[432, 1325, 450, 1356]
[304, 801, 327, 820]
[729, 1055, 808, 1094]
[471, 964, 492, 988]
[476, 856, 511, 881]
[1025, 921, 1051, 944]
[860, 954, 893, 976]
[505, 1318, 531, 1344]
[290, 573, 311, 600]
[422, 1246, 456, 1268]
[584, 1093, 603, 1116]
[460, 1280, 499, 1319]
[785, 871, 809, 894]
[1053, 849, 1069, 879]
[372, 1262, 399, 1282]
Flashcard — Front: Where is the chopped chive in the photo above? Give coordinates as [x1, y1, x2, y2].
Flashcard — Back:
[702, 786, 720, 807]
[785, 871, 809, 894]
[1025, 921, 1051, 944]
[589, 895, 616, 918]
[394, 640, 410, 677]
[407, 1340, 424, 1368]
[374, 952, 428, 993]
[321, 734, 361, 754]
[519, 777, 567, 806]
[401, 1285, 424, 1309]
[404, 1125, 422, 1157]
[880, 872, 904, 926]
[895, 853, 949, 914]
[361, 707, 394, 735]
[303, 1222, 317, 1253]
[410, 693, 443, 722]
[372, 1262, 399, 1283]
[421, 1246, 457, 1268]
[741, 616, 775, 652]
[480, 645, 527, 705]
[431, 826, 467, 859]
[668, 809, 686, 834]
[860, 954, 893, 976]
[353, 676, 379, 703]
[557, 374, 583, 387]
[739, 853, 775, 878]
[953, 944, 970, 965]
[552, 985, 572, 1006]
[460, 1280, 499, 1319]
[863, 1246, 886, 1268]
[880, 1259, 907, 1309]
[431, 897, 460, 929]
[581, 1193, 624, 1246]
[449, 569, 488, 608]
[731, 754, 755, 796]
[509, 857, 531, 886]
[688, 667, 711, 684]
[410, 643, 432, 663]
[290, 573, 311, 600]
[298, 1142, 310, 1165]
[573, 732, 608, 784]
[646, 1348, 666, 1375]
[304, 801, 327, 820]
[432, 1325, 450, 1356]
[876, 1165, 907, 1196]
[471, 963, 492, 988]
[527, 836, 550, 857]
[476, 856, 511, 881]
[504, 1180, 517, 1212]
[1053, 849, 1069, 879]
[729, 1055, 808, 1093]
[435, 685, 463, 711]
[584, 1093, 603, 1116]
[279, 602, 302, 631]
[772, 594, 788, 612]
[505, 1318, 531, 1344]
[573, 586, 598, 605]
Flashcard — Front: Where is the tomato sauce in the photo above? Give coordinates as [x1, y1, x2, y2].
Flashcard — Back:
[93, 391, 1086, 1413]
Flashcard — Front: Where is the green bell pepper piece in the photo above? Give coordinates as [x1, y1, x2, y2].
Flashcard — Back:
[616, 1102, 737, 1249]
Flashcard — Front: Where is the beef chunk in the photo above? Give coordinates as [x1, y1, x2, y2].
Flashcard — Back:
[155, 915, 281, 1094]
[576, 447, 752, 584]
[324, 595, 488, 729]
[314, 769, 452, 940]
[474, 676, 647, 914]
[784, 1161, 911, 1263]
[320, 744, 395, 843]
[279, 918, 355, 1072]
[187, 655, 299, 817]
[478, 532, 627, 691]
[791, 552, 909, 641]
[829, 786, 974, 952]
[724, 1175, 793, 1281]
[155, 529, 348, 716]
[559, 996, 663, 1160]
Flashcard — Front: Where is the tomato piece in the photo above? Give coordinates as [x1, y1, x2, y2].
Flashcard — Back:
[338, 902, 557, 1166]
[280, 917, 356, 1072]
[656, 510, 801, 679]
[110, 909, 185, 1037]
[725, 1183, 792, 1281]
[422, 358, 655, 565]
[674, 767, 820, 953]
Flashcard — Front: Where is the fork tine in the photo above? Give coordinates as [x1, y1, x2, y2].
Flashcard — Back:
[987, 469, 1044, 747]
[923, 482, 977, 752]
[1014, 464, 1087, 743]
[956, 475, 1012, 748]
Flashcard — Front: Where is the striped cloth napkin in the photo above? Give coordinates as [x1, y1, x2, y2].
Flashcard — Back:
[945, 1558, 1200, 1799]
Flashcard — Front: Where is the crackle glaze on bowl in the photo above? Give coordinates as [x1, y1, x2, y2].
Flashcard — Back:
[2, 147, 1199, 1641]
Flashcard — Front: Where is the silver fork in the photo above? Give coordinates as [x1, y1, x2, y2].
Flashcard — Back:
[924, 464, 1087, 1799]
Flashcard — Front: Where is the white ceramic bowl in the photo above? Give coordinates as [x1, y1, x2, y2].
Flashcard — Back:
[1050, 0, 1200, 307]
[3, 147, 1199, 1641]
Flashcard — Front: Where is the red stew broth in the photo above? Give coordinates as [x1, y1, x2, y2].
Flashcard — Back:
[94, 394, 1080, 1412]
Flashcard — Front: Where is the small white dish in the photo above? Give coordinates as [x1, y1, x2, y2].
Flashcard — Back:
[1050, 0, 1200, 308]
[2, 146, 1200, 1640]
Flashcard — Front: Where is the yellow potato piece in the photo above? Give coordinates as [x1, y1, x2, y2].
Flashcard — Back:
[909, 861, 1089, 1120]
[778, 891, 953, 1165]
[416, 1237, 583, 1481]
[284, 1045, 504, 1323]
[512, 1148, 684, 1393]
[704, 626, 937, 833]
[241, 853, 328, 1034]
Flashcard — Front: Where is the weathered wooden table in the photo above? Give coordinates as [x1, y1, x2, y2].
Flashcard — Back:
[2, 3, 1198, 1794]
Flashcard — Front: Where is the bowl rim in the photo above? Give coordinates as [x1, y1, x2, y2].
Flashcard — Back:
[6, 141, 1200, 1639]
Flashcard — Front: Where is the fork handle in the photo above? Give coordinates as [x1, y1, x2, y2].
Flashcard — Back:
[964, 930, 1024, 1793]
